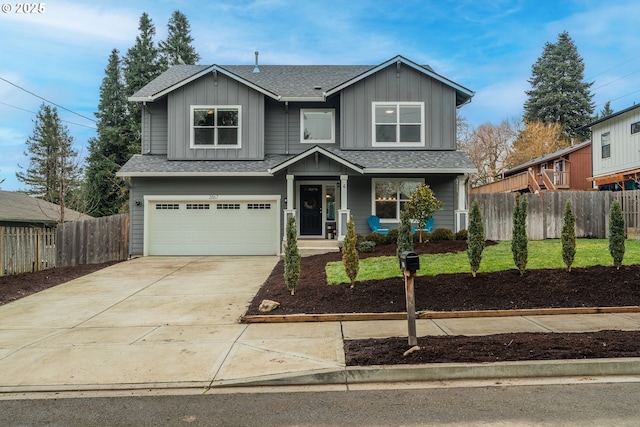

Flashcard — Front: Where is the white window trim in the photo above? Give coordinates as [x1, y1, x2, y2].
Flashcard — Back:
[371, 178, 425, 223]
[372, 101, 425, 147]
[190, 105, 242, 149]
[300, 108, 335, 144]
[601, 131, 611, 159]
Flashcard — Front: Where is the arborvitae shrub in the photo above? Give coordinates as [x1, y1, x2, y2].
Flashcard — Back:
[283, 216, 300, 295]
[511, 193, 528, 275]
[609, 199, 625, 269]
[467, 200, 485, 278]
[396, 210, 414, 258]
[342, 216, 359, 288]
[561, 199, 576, 271]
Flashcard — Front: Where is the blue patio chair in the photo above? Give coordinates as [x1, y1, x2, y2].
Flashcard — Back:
[412, 217, 434, 234]
[367, 215, 390, 235]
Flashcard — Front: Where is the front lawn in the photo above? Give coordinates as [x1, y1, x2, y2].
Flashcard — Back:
[326, 239, 640, 284]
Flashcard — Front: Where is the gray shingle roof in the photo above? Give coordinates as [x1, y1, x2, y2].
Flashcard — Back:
[0, 190, 93, 224]
[117, 148, 476, 176]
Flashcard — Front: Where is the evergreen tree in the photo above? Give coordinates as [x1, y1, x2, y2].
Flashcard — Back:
[284, 216, 300, 295]
[16, 104, 81, 222]
[467, 200, 485, 277]
[342, 216, 359, 288]
[123, 13, 165, 144]
[84, 49, 131, 216]
[523, 31, 594, 141]
[597, 101, 614, 120]
[561, 199, 576, 272]
[159, 10, 200, 66]
[397, 210, 414, 259]
[511, 193, 528, 275]
[609, 199, 625, 270]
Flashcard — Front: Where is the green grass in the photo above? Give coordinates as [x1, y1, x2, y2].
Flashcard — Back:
[326, 239, 640, 285]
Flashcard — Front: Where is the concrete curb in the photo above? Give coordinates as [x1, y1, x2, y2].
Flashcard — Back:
[210, 357, 640, 388]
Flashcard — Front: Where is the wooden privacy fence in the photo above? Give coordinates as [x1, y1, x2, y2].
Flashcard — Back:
[0, 226, 56, 276]
[56, 214, 130, 268]
[469, 191, 640, 241]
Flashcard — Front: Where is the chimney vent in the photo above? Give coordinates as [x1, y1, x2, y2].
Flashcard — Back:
[253, 51, 260, 73]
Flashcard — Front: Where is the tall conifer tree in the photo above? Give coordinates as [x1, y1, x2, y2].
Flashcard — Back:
[16, 104, 81, 222]
[523, 31, 594, 141]
[84, 49, 130, 216]
[159, 10, 200, 66]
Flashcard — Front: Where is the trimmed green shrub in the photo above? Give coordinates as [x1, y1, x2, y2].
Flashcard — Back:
[609, 199, 625, 269]
[455, 229, 468, 240]
[283, 216, 300, 295]
[357, 240, 376, 253]
[511, 193, 528, 276]
[467, 200, 484, 278]
[430, 227, 455, 241]
[561, 199, 576, 271]
[396, 210, 414, 258]
[342, 215, 359, 288]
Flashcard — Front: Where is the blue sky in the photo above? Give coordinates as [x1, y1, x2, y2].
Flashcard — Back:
[1, 0, 640, 191]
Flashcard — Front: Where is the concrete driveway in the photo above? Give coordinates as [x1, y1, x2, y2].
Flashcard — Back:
[0, 256, 346, 393]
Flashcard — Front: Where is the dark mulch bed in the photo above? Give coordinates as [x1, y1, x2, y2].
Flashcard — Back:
[0, 262, 120, 305]
[244, 240, 640, 365]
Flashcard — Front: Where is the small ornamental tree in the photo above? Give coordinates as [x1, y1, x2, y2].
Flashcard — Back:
[511, 193, 529, 276]
[406, 184, 444, 243]
[284, 216, 300, 295]
[467, 200, 485, 277]
[561, 199, 577, 271]
[342, 215, 359, 288]
[397, 210, 414, 259]
[609, 199, 625, 270]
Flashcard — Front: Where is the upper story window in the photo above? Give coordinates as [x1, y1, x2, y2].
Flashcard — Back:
[301, 109, 335, 144]
[372, 102, 424, 147]
[631, 121, 640, 135]
[191, 106, 241, 148]
[601, 132, 611, 159]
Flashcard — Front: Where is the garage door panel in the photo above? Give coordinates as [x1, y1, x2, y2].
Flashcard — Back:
[148, 199, 278, 256]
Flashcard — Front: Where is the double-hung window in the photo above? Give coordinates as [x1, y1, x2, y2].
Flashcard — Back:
[601, 132, 611, 159]
[372, 179, 423, 221]
[373, 102, 424, 146]
[301, 109, 335, 143]
[191, 106, 241, 148]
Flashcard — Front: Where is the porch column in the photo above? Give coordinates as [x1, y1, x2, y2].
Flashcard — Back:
[283, 174, 296, 246]
[454, 175, 468, 232]
[337, 174, 350, 241]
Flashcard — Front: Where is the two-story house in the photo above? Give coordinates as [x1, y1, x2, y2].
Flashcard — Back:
[581, 103, 640, 191]
[470, 140, 593, 194]
[117, 55, 476, 256]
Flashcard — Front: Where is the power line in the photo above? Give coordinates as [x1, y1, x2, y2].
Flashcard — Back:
[586, 54, 640, 81]
[0, 101, 97, 130]
[593, 67, 640, 91]
[0, 76, 98, 124]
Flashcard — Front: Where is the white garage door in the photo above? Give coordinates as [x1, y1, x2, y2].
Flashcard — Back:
[147, 199, 279, 256]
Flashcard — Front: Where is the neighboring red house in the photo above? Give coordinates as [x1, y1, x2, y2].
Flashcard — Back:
[471, 140, 593, 194]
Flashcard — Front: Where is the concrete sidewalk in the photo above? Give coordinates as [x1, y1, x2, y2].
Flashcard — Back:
[0, 256, 639, 395]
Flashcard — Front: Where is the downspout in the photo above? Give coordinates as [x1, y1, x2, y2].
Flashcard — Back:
[285, 101, 289, 155]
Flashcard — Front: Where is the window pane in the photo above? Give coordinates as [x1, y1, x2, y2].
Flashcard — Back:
[376, 201, 396, 219]
[400, 125, 421, 142]
[217, 109, 238, 126]
[399, 105, 421, 123]
[217, 128, 238, 145]
[194, 128, 214, 145]
[375, 181, 397, 199]
[194, 109, 214, 126]
[303, 111, 332, 141]
[399, 181, 421, 200]
[375, 106, 397, 124]
[376, 125, 397, 143]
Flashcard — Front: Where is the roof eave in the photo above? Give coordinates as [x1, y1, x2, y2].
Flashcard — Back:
[364, 167, 477, 174]
[116, 171, 272, 178]
[268, 146, 364, 175]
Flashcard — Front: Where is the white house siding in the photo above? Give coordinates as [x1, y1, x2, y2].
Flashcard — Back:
[591, 108, 640, 179]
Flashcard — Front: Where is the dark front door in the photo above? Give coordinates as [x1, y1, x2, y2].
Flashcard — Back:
[300, 185, 322, 235]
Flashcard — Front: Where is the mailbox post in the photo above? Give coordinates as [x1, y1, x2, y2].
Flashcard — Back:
[399, 251, 420, 346]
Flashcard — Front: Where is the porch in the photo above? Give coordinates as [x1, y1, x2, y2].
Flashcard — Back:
[470, 168, 570, 194]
